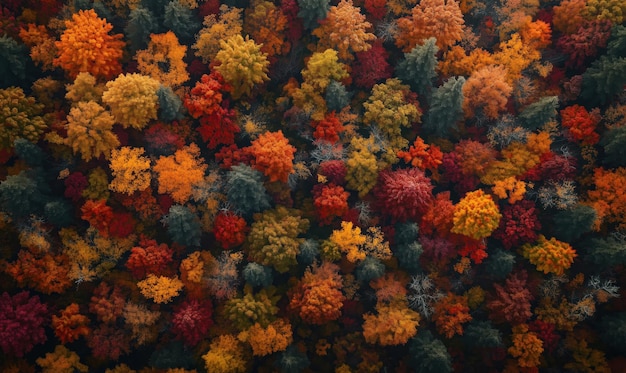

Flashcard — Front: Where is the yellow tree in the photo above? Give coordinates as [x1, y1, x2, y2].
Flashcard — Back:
[135, 31, 189, 87]
[193, 5, 243, 64]
[64, 101, 120, 161]
[214, 35, 270, 99]
[108, 147, 151, 195]
[102, 73, 161, 130]
[312, 0, 376, 62]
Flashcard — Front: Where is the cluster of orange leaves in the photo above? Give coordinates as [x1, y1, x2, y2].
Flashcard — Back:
[246, 131, 296, 182]
[53, 9, 124, 79]
[289, 262, 345, 325]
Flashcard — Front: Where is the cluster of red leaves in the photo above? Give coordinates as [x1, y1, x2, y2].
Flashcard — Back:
[557, 20, 612, 70]
[0, 291, 48, 357]
[487, 270, 534, 324]
[318, 160, 347, 185]
[88, 282, 125, 324]
[312, 111, 344, 143]
[560, 104, 601, 145]
[213, 212, 249, 249]
[522, 152, 578, 182]
[351, 41, 393, 89]
[313, 183, 350, 225]
[493, 200, 542, 249]
[171, 299, 214, 346]
[64, 171, 87, 202]
[373, 168, 434, 222]
[126, 236, 175, 278]
[397, 136, 443, 173]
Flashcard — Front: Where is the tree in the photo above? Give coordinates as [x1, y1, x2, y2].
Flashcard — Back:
[518, 96, 559, 131]
[171, 299, 213, 346]
[244, 0, 291, 59]
[243, 319, 293, 356]
[53, 9, 124, 79]
[297, 0, 330, 29]
[350, 40, 393, 89]
[102, 73, 161, 130]
[311, 0, 375, 61]
[202, 334, 248, 373]
[362, 78, 421, 153]
[137, 274, 184, 304]
[396, 37, 438, 97]
[560, 104, 601, 145]
[124, 6, 158, 52]
[135, 31, 189, 88]
[362, 301, 420, 345]
[423, 76, 465, 138]
[64, 101, 120, 161]
[432, 293, 472, 338]
[248, 206, 310, 273]
[193, 5, 243, 64]
[64, 72, 105, 105]
[126, 237, 174, 278]
[508, 324, 544, 369]
[51, 304, 90, 344]
[0, 291, 48, 357]
[213, 212, 248, 249]
[36, 345, 88, 373]
[521, 235, 577, 276]
[0, 34, 30, 87]
[373, 168, 434, 222]
[247, 130, 296, 183]
[163, 0, 201, 42]
[0, 169, 49, 220]
[462, 65, 513, 120]
[225, 164, 271, 217]
[288, 262, 345, 324]
[407, 331, 453, 373]
[163, 205, 202, 247]
[395, 0, 464, 51]
[451, 190, 501, 240]
[313, 183, 350, 225]
[487, 270, 533, 324]
[214, 35, 270, 99]
[153, 143, 207, 204]
[0, 86, 47, 151]
[109, 147, 151, 195]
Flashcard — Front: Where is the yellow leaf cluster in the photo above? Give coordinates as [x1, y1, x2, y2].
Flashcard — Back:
[242, 319, 293, 356]
[102, 73, 160, 130]
[345, 136, 380, 197]
[521, 235, 577, 276]
[451, 189, 502, 240]
[137, 274, 184, 304]
[330, 221, 367, 262]
[363, 78, 421, 152]
[136, 31, 189, 87]
[202, 334, 248, 373]
[215, 35, 270, 99]
[65, 72, 105, 105]
[362, 302, 420, 345]
[492, 176, 526, 204]
[193, 5, 243, 64]
[36, 345, 88, 373]
[65, 101, 120, 161]
[109, 147, 151, 195]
